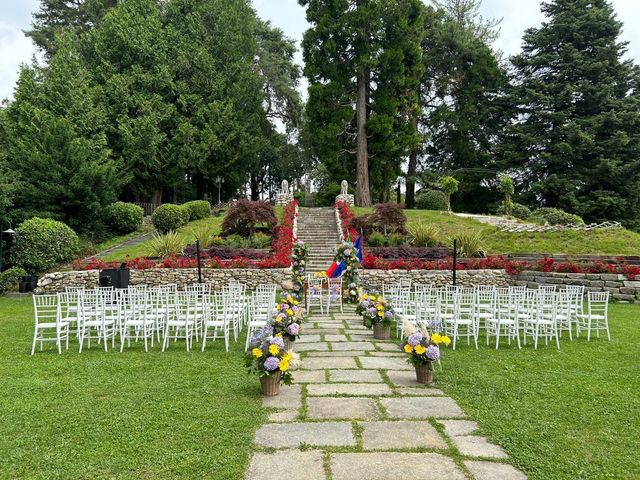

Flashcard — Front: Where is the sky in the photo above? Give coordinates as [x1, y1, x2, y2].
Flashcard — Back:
[1, 0, 640, 101]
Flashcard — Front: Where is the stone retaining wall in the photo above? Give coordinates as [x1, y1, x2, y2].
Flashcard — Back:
[361, 269, 512, 290]
[35, 268, 292, 294]
[513, 270, 640, 302]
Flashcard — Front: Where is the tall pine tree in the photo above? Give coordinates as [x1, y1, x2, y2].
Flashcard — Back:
[507, 0, 640, 227]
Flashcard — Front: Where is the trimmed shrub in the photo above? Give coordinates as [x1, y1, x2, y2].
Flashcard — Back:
[372, 203, 406, 234]
[221, 200, 277, 236]
[511, 203, 532, 220]
[183, 200, 211, 221]
[367, 231, 385, 247]
[530, 207, 584, 226]
[407, 223, 441, 247]
[149, 232, 184, 258]
[152, 204, 186, 233]
[416, 190, 448, 211]
[0, 267, 27, 295]
[105, 201, 144, 233]
[11, 218, 79, 273]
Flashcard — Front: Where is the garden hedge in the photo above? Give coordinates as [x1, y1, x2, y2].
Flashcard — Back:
[416, 190, 448, 211]
[11, 218, 79, 273]
[152, 204, 186, 233]
[105, 202, 144, 233]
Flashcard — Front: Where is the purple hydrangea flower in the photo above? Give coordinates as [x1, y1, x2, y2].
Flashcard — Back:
[270, 336, 285, 349]
[425, 345, 440, 361]
[287, 323, 300, 335]
[344, 249, 352, 256]
[384, 311, 394, 319]
[264, 357, 280, 371]
[407, 333, 423, 347]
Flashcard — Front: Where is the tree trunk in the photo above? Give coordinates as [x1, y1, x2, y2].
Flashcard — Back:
[250, 175, 260, 201]
[396, 181, 401, 204]
[356, 69, 372, 207]
[406, 148, 417, 209]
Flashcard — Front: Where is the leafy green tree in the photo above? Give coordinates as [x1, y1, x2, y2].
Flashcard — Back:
[440, 175, 459, 212]
[499, 174, 514, 216]
[0, 34, 120, 232]
[506, 0, 640, 228]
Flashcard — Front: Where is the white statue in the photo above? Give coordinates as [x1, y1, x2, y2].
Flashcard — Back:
[341, 180, 348, 195]
[281, 179, 289, 194]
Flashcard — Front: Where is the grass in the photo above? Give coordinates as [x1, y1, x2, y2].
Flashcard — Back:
[100, 216, 225, 261]
[353, 207, 640, 255]
[0, 296, 265, 479]
[438, 303, 640, 480]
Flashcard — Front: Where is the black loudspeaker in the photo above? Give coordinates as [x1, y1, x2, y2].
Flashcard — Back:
[99, 268, 130, 289]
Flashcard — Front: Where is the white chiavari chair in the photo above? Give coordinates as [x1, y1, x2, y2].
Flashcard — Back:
[202, 291, 231, 352]
[576, 291, 610, 341]
[120, 288, 155, 352]
[326, 277, 343, 313]
[307, 277, 325, 315]
[163, 292, 197, 352]
[31, 294, 69, 355]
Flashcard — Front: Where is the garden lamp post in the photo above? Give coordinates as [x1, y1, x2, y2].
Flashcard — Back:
[0, 223, 16, 273]
[215, 176, 223, 205]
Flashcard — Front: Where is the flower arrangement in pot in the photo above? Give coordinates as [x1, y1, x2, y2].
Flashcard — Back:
[290, 240, 309, 296]
[356, 292, 395, 340]
[402, 321, 451, 384]
[271, 292, 305, 351]
[245, 328, 298, 396]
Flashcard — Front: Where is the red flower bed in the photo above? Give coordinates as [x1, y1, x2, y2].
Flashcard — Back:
[363, 254, 640, 279]
[335, 199, 358, 240]
[71, 200, 299, 271]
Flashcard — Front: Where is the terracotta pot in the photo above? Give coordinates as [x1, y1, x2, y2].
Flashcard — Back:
[260, 373, 281, 396]
[284, 338, 295, 352]
[373, 323, 391, 340]
[415, 364, 434, 385]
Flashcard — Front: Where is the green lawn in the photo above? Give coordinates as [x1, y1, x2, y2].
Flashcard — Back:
[438, 302, 640, 480]
[100, 216, 225, 261]
[0, 296, 265, 479]
[353, 207, 640, 255]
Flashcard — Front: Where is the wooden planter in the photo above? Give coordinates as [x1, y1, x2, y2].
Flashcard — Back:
[373, 323, 391, 340]
[415, 364, 434, 385]
[260, 373, 281, 396]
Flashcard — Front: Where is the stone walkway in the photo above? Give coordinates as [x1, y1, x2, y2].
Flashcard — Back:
[245, 307, 527, 479]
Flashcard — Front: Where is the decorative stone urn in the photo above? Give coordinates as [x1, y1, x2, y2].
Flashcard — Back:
[276, 179, 294, 206]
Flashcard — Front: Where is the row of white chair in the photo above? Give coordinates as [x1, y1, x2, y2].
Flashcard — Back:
[384, 283, 610, 350]
[31, 283, 277, 355]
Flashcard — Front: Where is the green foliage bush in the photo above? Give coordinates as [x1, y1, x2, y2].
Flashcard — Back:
[511, 203, 532, 220]
[366, 231, 386, 247]
[416, 190, 448, 211]
[407, 223, 441, 247]
[183, 200, 211, 221]
[152, 204, 186, 233]
[189, 223, 216, 248]
[452, 230, 486, 258]
[250, 232, 271, 249]
[210, 236, 225, 246]
[11, 218, 79, 273]
[530, 207, 584, 226]
[105, 202, 144, 233]
[387, 233, 406, 247]
[149, 232, 183, 258]
[224, 234, 251, 249]
[315, 182, 342, 207]
[0, 267, 27, 295]
[373, 203, 406, 234]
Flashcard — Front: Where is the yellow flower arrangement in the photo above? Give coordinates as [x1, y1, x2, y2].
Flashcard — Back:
[404, 344, 413, 353]
[269, 344, 280, 355]
[252, 348, 263, 358]
[415, 344, 427, 355]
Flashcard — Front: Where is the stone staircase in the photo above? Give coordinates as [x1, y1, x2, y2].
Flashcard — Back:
[297, 208, 340, 272]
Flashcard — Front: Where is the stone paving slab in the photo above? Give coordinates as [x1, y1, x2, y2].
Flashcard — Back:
[343, 326, 369, 332]
[295, 342, 330, 352]
[396, 387, 446, 396]
[316, 322, 344, 328]
[387, 370, 423, 387]
[331, 341, 375, 351]
[255, 422, 356, 448]
[346, 333, 375, 340]
[439, 419, 479, 436]
[450, 435, 509, 459]
[298, 335, 322, 343]
[293, 370, 327, 383]
[361, 421, 447, 450]
[305, 350, 368, 357]
[324, 334, 349, 342]
[307, 383, 393, 396]
[374, 342, 403, 352]
[302, 357, 358, 369]
[382, 396, 466, 419]
[308, 328, 344, 335]
[307, 397, 379, 420]
[358, 356, 413, 370]
[330, 452, 466, 480]
[262, 385, 301, 409]
[368, 351, 406, 357]
[330, 369, 383, 383]
[267, 410, 299, 422]
[246, 450, 326, 480]
[464, 460, 527, 480]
